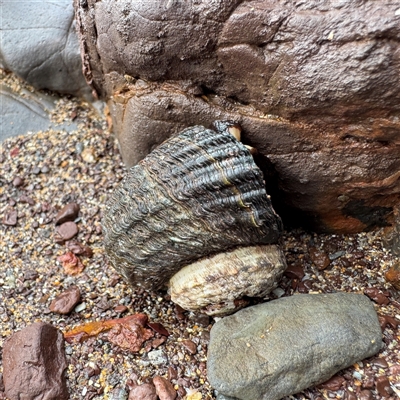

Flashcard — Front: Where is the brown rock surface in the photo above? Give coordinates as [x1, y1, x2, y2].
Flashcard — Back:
[74, 0, 400, 233]
[3, 322, 68, 400]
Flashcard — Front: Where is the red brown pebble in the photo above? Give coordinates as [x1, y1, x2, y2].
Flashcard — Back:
[385, 262, 400, 290]
[371, 357, 389, 369]
[343, 391, 357, 400]
[359, 389, 374, 400]
[3, 322, 68, 400]
[317, 375, 346, 391]
[378, 315, 399, 330]
[12, 176, 24, 187]
[55, 221, 79, 243]
[362, 374, 375, 389]
[114, 305, 128, 314]
[375, 375, 393, 397]
[2, 209, 17, 226]
[283, 264, 305, 280]
[181, 339, 197, 355]
[153, 376, 177, 400]
[49, 286, 81, 314]
[363, 287, 390, 305]
[66, 240, 93, 257]
[309, 247, 331, 270]
[128, 383, 157, 400]
[55, 202, 80, 225]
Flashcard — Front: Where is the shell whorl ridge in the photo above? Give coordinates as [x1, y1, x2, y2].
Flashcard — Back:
[103, 124, 283, 290]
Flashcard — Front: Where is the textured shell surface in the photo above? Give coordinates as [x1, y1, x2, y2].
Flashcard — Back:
[169, 244, 287, 316]
[103, 124, 283, 290]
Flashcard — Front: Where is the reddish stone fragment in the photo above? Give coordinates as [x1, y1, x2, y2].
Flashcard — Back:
[153, 376, 177, 400]
[168, 366, 178, 381]
[12, 176, 24, 187]
[359, 389, 373, 400]
[114, 305, 128, 314]
[378, 314, 399, 331]
[344, 390, 357, 400]
[147, 322, 170, 337]
[3, 322, 68, 400]
[385, 262, 400, 290]
[58, 251, 85, 275]
[66, 240, 93, 257]
[375, 375, 393, 397]
[371, 357, 389, 369]
[2, 210, 17, 226]
[182, 339, 197, 355]
[108, 319, 154, 352]
[55, 202, 80, 225]
[309, 247, 331, 270]
[19, 195, 35, 205]
[151, 336, 167, 349]
[128, 383, 157, 400]
[364, 288, 390, 305]
[55, 221, 79, 243]
[49, 286, 81, 314]
[284, 264, 305, 280]
[317, 375, 346, 391]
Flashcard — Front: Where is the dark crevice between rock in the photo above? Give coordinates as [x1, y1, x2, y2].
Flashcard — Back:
[343, 200, 393, 230]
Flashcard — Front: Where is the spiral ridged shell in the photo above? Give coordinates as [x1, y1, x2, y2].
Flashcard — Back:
[103, 124, 283, 290]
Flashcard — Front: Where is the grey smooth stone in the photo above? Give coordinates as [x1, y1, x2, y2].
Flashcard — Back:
[0, 0, 90, 98]
[0, 84, 79, 140]
[207, 293, 383, 400]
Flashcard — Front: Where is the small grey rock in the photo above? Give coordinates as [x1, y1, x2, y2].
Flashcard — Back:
[207, 293, 382, 400]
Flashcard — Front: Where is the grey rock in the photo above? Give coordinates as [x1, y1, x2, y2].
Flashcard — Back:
[1, 0, 90, 97]
[207, 293, 382, 400]
[0, 83, 79, 141]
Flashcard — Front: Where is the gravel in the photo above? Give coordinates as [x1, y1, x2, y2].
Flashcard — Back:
[0, 70, 399, 400]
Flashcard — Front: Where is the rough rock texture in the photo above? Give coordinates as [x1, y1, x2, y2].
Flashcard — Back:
[1, 0, 90, 98]
[3, 322, 68, 400]
[74, 0, 400, 233]
[207, 293, 382, 400]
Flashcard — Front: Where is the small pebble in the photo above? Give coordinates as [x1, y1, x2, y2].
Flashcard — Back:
[74, 302, 86, 313]
[359, 389, 373, 400]
[55, 221, 79, 243]
[283, 264, 305, 280]
[128, 383, 157, 400]
[114, 305, 128, 314]
[49, 286, 81, 314]
[371, 357, 389, 369]
[181, 339, 197, 355]
[364, 287, 390, 305]
[309, 247, 331, 270]
[385, 262, 400, 290]
[375, 375, 393, 397]
[55, 203, 80, 225]
[12, 176, 24, 187]
[153, 376, 177, 400]
[318, 375, 346, 391]
[2, 210, 17, 226]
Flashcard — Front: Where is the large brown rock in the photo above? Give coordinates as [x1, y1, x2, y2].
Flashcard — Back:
[3, 322, 68, 400]
[75, 0, 400, 233]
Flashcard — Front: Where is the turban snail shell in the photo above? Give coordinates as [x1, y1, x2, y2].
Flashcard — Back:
[103, 122, 287, 315]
